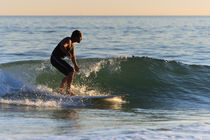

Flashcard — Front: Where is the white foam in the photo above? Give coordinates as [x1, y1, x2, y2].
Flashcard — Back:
[0, 83, 87, 108]
[80, 57, 124, 77]
[0, 83, 59, 108]
[71, 85, 107, 96]
[20, 84, 53, 95]
[81, 59, 106, 77]
[0, 98, 59, 108]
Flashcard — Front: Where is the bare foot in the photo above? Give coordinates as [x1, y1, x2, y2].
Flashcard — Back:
[58, 88, 64, 94]
[70, 92, 77, 96]
[66, 90, 77, 96]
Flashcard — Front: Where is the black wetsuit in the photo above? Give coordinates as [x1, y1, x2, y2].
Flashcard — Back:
[50, 37, 74, 76]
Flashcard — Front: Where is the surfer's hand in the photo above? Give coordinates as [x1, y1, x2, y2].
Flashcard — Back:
[75, 65, 80, 72]
[67, 54, 72, 59]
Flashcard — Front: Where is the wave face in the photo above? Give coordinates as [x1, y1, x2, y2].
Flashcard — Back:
[0, 57, 209, 109]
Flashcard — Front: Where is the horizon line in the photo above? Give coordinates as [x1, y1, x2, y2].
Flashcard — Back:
[1, 15, 210, 17]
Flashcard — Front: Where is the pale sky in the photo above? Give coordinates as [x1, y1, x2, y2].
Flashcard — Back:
[0, 0, 210, 15]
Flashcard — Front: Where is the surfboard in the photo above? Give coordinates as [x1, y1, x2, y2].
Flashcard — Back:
[50, 93, 128, 105]
[68, 94, 128, 100]
[65, 94, 128, 105]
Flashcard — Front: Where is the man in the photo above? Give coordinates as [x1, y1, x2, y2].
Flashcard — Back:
[50, 30, 82, 96]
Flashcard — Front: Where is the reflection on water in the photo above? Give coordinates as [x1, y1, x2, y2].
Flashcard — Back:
[50, 109, 82, 135]
[1, 102, 210, 139]
[0, 103, 82, 137]
[52, 109, 79, 120]
[0, 96, 129, 139]
[0, 101, 125, 139]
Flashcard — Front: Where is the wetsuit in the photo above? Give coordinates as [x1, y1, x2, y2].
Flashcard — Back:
[50, 37, 74, 76]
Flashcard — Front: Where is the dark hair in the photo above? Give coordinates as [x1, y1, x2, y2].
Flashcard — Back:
[71, 30, 82, 38]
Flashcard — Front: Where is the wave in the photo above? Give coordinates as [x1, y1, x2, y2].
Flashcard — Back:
[0, 57, 209, 109]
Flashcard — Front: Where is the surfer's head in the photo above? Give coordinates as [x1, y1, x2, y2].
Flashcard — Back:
[71, 30, 82, 43]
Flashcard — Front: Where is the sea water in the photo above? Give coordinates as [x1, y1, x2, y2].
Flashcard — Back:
[0, 16, 210, 139]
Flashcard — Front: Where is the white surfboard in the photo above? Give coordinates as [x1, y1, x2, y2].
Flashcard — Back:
[48, 93, 128, 104]
[67, 94, 128, 100]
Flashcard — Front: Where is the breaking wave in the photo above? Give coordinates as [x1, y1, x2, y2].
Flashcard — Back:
[0, 57, 209, 109]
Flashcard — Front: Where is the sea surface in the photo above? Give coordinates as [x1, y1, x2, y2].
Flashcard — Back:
[0, 16, 210, 140]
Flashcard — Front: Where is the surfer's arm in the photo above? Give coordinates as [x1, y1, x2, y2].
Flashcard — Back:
[70, 46, 80, 72]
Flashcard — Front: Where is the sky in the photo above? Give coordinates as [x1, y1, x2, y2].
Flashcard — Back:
[0, 0, 210, 16]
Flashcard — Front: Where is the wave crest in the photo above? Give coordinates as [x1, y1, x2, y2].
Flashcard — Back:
[0, 57, 209, 109]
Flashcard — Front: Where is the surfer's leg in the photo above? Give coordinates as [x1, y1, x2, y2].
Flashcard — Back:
[66, 71, 77, 96]
[59, 76, 68, 94]
[50, 56, 74, 94]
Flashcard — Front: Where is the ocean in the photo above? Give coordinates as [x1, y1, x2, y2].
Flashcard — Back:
[0, 16, 210, 139]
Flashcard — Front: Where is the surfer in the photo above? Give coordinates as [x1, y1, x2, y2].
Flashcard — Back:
[50, 30, 82, 96]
